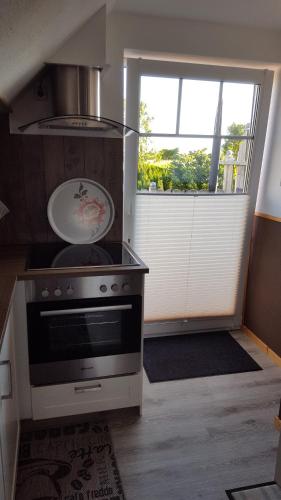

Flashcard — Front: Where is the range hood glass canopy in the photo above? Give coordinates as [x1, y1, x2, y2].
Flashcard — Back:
[19, 64, 138, 137]
[18, 114, 136, 137]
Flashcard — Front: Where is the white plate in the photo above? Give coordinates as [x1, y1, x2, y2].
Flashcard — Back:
[51, 244, 113, 268]
[47, 179, 115, 244]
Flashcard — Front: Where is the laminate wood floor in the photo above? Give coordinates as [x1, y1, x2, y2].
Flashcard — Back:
[21, 331, 281, 500]
[108, 331, 281, 500]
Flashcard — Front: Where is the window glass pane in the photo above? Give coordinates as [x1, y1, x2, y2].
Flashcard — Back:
[218, 138, 253, 193]
[221, 83, 255, 136]
[180, 79, 220, 135]
[138, 137, 213, 192]
[140, 76, 179, 134]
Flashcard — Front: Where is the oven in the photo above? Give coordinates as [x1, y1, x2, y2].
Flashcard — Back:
[25, 274, 143, 386]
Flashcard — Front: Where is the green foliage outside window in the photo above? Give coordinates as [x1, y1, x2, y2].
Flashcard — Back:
[138, 102, 246, 192]
[222, 123, 246, 158]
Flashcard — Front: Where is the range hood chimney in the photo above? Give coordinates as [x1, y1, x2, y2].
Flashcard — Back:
[53, 64, 101, 117]
[19, 64, 137, 137]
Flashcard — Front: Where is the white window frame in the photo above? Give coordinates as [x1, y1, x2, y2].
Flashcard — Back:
[124, 58, 273, 331]
[137, 67, 260, 194]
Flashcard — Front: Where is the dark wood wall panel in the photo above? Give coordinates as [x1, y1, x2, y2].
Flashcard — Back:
[103, 138, 123, 241]
[244, 215, 281, 355]
[43, 136, 65, 242]
[84, 138, 105, 181]
[0, 115, 123, 244]
[22, 135, 49, 242]
[63, 137, 85, 179]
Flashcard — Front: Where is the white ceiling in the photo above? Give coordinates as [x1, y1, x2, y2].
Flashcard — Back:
[113, 0, 281, 30]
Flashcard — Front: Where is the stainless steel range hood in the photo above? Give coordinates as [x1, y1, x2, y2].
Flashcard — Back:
[19, 64, 137, 137]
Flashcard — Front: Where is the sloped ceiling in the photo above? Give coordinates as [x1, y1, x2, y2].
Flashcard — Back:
[0, 0, 105, 104]
[2, 0, 281, 106]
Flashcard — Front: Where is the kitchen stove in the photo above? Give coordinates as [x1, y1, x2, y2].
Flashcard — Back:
[25, 241, 148, 387]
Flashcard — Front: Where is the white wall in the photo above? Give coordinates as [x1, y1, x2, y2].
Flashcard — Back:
[111, 11, 281, 65]
[49, 6, 106, 68]
[0, 0, 104, 104]
[256, 69, 281, 218]
[104, 12, 281, 123]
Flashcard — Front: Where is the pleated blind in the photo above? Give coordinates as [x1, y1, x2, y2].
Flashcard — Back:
[133, 194, 250, 322]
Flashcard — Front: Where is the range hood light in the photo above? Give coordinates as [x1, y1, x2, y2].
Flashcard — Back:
[18, 115, 136, 137]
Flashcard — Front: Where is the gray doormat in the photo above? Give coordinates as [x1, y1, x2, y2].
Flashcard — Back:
[226, 481, 281, 499]
[16, 421, 125, 500]
[144, 331, 262, 383]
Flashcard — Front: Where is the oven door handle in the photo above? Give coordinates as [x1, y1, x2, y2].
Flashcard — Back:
[40, 304, 133, 317]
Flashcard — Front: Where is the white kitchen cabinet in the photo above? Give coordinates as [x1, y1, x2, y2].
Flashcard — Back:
[31, 372, 142, 420]
[13, 282, 32, 420]
[0, 449, 5, 500]
[0, 303, 20, 499]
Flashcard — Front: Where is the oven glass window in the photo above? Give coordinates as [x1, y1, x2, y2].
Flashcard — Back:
[48, 310, 122, 355]
[27, 296, 142, 364]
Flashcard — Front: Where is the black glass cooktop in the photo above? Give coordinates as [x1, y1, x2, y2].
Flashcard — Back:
[27, 241, 139, 270]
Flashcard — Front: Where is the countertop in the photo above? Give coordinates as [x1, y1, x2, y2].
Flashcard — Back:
[0, 243, 148, 347]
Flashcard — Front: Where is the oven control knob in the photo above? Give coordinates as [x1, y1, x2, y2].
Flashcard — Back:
[100, 284, 107, 293]
[66, 285, 74, 296]
[41, 288, 49, 298]
[54, 287, 62, 297]
[122, 283, 131, 293]
[111, 283, 119, 292]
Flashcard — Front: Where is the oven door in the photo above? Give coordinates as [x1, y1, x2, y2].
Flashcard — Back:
[27, 295, 142, 385]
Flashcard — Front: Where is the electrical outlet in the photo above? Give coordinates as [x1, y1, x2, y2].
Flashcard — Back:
[34, 81, 48, 101]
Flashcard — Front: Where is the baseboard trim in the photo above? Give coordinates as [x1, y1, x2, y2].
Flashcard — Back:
[243, 326, 281, 433]
[242, 325, 281, 367]
[255, 211, 281, 223]
[267, 347, 281, 368]
[274, 416, 281, 432]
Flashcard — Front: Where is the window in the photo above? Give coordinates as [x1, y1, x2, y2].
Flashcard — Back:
[125, 60, 272, 330]
[138, 75, 259, 194]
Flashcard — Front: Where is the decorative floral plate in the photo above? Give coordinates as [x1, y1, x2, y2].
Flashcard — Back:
[47, 179, 115, 244]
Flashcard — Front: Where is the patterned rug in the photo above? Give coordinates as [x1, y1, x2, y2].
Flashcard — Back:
[16, 420, 125, 500]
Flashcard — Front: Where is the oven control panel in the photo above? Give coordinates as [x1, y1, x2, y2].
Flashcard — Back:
[25, 274, 143, 302]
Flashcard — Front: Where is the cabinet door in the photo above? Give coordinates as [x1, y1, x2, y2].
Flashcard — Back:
[0, 448, 5, 500]
[0, 306, 20, 499]
[275, 430, 281, 486]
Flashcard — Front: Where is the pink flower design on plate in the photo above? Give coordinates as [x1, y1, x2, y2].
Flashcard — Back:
[73, 183, 106, 227]
[76, 197, 106, 226]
